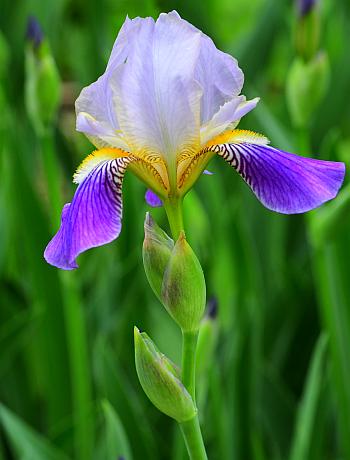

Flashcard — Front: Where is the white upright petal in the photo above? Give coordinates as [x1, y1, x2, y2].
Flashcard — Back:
[111, 12, 202, 162]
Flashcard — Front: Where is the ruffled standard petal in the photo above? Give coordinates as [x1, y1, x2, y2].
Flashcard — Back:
[176, 10, 244, 123]
[111, 12, 202, 161]
[44, 155, 132, 269]
[210, 136, 345, 213]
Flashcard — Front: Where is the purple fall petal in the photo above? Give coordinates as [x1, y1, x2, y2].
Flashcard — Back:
[44, 157, 130, 269]
[218, 143, 345, 214]
[145, 189, 163, 207]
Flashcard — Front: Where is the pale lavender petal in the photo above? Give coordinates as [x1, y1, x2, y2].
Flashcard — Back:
[180, 11, 244, 123]
[145, 189, 163, 207]
[196, 45, 244, 123]
[171, 9, 244, 123]
[217, 143, 345, 213]
[111, 12, 202, 159]
[203, 170, 213, 175]
[44, 157, 131, 269]
[75, 74, 119, 136]
[75, 17, 142, 145]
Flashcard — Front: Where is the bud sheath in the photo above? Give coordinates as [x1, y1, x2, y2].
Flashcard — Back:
[162, 232, 206, 332]
[143, 213, 174, 300]
[134, 327, 196, 422]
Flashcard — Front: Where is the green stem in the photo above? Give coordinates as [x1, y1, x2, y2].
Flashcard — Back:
[180, 416, 208, 460]
[180, 330, 207, 460]
[163, 198, 207, 459]
[182, 330, 198, 400]
[163, 197, 184, 239]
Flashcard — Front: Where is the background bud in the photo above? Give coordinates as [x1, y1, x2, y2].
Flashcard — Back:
[143, 213, 174, 300]
[162, 232, 206, 332]
[134, 327, 196, 422]
[196, 298, 219, 412]
[25, 17, 61, 135]
[297, 0, 318, 18]
[286, 52, 329, 128]
[26, 16, 43, 49]
[196, 298, 218, 377]
[295, 0, 320, 60]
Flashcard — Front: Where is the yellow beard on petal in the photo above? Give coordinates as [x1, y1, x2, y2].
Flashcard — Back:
[204, 129, 269, 148]
[73, 148, 130, 184]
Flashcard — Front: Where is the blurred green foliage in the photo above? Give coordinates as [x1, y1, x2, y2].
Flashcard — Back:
[1, 0, 350, 459]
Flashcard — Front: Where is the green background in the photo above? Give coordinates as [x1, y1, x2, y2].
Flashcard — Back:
[1, 0, 350, 459]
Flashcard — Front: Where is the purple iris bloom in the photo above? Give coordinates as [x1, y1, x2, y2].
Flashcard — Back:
[44, 11, 345, 270]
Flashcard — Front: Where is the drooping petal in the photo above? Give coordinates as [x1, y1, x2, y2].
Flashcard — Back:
[44, 154, 132, 269]
[111, 12, 202, 161]
[145, 189, 163, 207]
[212, 141, 345, 214]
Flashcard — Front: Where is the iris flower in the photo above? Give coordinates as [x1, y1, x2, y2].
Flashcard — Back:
[44, 11, 345, 270]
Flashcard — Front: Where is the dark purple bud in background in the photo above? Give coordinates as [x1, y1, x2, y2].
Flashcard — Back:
[297, 0, 318, 17]
[206, 296, 218, 319]
[26, 16, 43, 49]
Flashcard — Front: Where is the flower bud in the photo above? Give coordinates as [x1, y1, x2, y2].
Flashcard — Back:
[26, 16, 44, 49]
[142, 213, 174, 300]
[25, 17, 61, 135]
[134, 327, 196, 422]
[297, 0, 318, 18]
[161, 232, 206, 332]
[295, 0, 320, 60]
[196, 297, 218, 377]
[286, 52, 329, 128]
[308, 182, 350, 248]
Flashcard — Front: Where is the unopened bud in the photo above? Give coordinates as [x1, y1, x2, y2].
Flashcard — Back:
[162, 232, 206, 332]
[297, 0, 318, 18]
[143, 213, 174, 300]
[196, 297, 218, 377]
[295, 0, 320, 60]
[26, 16, 43, 49]
[286, 52, 329, 128]
[25, 17, 61, 135]
[134, 327, 196, 422]
[308, 182, 350, 248]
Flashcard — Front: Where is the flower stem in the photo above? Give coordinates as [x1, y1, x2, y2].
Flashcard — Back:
[180, 330, 207, 460]
[182, 330, 198, 400]
[163, 198, 207, 459]
[180, 416, 208, 460]
[163, 197, 184, 239]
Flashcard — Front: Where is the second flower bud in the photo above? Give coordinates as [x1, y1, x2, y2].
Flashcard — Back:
[143, 213, 206, 332]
